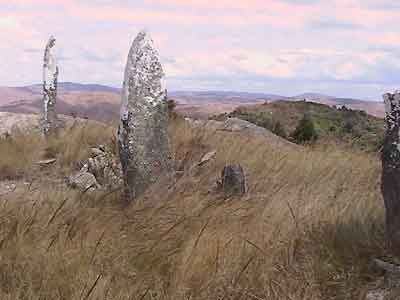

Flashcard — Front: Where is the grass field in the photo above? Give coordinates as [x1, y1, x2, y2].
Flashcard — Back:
[0, 116, 387, 299]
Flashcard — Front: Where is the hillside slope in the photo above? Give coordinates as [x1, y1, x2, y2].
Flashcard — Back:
[0, 83, 385, 123]
[221, 100, 385, 151]
[0, 114, 385, 299]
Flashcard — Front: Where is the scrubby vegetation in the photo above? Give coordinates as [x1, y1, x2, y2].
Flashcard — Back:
[216, 100, 385, 151]
[0, 116, 388, 299]
[291, 114, 318, 144]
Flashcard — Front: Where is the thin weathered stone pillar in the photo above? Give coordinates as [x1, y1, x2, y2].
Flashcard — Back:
[118, 30, 172, 201]
[40, 35, 59, 135]
[382, 91, 400, 254]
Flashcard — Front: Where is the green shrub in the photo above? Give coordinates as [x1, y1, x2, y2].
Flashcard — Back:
[343, 121, 354, 134]
[272, 121, 287, 138]
[291, 115, 318, 144]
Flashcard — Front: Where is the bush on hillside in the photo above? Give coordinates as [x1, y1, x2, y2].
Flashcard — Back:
[272, 121, 287, 138]
[343, 121, 355, 134]
[291, 115, 318, 144]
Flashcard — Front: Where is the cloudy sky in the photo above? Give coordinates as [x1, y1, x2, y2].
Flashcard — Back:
[1, 0, 399, 99]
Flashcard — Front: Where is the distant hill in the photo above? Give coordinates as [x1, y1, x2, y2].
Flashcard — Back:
[291, 93, 334, 101]
[0, 83, 121, 123]
[168, 91, 385, 118]
[0, 83, 385, 123]
[216, 100, 385, 151]
[20, 82, 121, 94]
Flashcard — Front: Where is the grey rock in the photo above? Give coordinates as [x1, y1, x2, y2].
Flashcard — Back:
[224, 117, 272, 134]
[40, 35, 59, 135]
[222, 118, 297, 147]
[118, 30, 172, 200]
[90, 147, 105, 157]
[0, 182, 16, 196]
[204, 120, 225, 131]
[87, 153, 122, 188]
[198, 150, 217, 166]
[382, 91, 400, 254]
[221, 164, 246, 195]
[68, 170, 100, 192]
[185, 117, 296, 147]
[88, 156, 106, 178]
[80, 163, 89, 173]
[87, 144, 123, 187]
[67, 149, 122, 192]
[365, 259, 400, 300]
[365, 289, 388, 300]
[103, 164, 123, 187]
[36, 158, 57, 166]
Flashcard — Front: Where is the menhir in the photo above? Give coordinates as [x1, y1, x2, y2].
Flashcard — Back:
[118, 30, 172, 201]
[382, 91, 400, 255]
[40, 35, 59, 135]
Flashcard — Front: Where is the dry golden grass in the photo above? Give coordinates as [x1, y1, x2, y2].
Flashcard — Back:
[0, 116, 387, 299]
[0, 120, 116, 180]
[44, 121, 117, 170]
[0, 131, 42, 180]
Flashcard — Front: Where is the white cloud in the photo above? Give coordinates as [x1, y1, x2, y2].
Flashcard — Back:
[0, 17, 19, 29]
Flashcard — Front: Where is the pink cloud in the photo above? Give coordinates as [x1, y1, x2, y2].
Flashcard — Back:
[148, 0, 308, 11]
[16, 0, 306, 29]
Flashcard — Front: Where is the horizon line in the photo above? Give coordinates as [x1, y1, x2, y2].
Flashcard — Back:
[1, 81, 382, 102]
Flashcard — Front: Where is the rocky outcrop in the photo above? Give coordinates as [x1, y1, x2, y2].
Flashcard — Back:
[186, 117, 297, 148]
[68, 145, 122, 192]
[220, 164, 247, 195]
[87, 146, 123, 188]
[118, 31, 172, 201]
[363, 259, 400, 300]
[68, 168, 100, 193]
[381, 91, 400, 255]
[40, 35, 59, 135]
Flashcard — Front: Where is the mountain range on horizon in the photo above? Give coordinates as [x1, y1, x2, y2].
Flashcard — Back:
[1, 82, 382, 101]
[0, 82, 386, 122]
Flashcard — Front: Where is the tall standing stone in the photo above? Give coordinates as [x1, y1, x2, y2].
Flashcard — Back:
[382, 91, 400, 254]
[118, 31, 172, 201]
[40, 35, 59, 135]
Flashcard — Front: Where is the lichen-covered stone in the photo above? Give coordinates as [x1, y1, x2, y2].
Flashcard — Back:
[118, 31, 172, 200]
[382, 91, 400, 254]
[87, 148, 123, 188]
[365, 289, 387, 300]
[68, 168, 100, 192]
[40, 35, 59, 135]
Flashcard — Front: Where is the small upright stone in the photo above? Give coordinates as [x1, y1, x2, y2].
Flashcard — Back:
[40, 35, 59, 135]
[118, 31, 172, 201]
[382, 91, 400, 254]
[221, 164, 247, 195]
